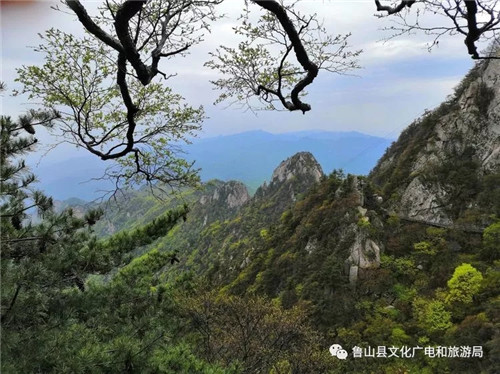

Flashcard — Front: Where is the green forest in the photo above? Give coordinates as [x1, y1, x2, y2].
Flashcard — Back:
[1, 1, 500, 373]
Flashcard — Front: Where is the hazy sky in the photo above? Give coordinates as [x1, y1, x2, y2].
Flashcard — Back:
[1, 0, 479, 145]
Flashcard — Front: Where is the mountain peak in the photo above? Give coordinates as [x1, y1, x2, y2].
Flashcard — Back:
[253, 152, 323, 203]
[270, 152, 323, 186]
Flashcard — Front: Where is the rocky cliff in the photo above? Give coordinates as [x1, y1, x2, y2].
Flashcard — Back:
[371, 57, 500, 229]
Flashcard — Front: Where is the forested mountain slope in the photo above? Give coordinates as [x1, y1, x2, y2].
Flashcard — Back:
[166, 57, 500, 373]
[13, 57, 497, 374]
[131, 152, 325, 279]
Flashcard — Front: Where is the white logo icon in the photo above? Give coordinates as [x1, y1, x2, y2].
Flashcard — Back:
[329, 344, 348, 360]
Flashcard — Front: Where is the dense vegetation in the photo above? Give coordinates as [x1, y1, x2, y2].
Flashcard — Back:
[2, 58, 500, 374]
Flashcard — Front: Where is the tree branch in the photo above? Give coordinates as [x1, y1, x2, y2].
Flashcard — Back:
[1, 284, 22, 324]
[464, 0, 481, 58]
[252, 0, 319, 113]
[102, 53, 138, 159]
[65, 0, 124, 52]
[114, 0, 152, 85]
[376, 0, 500, 59]
[375, 0, 416, 15]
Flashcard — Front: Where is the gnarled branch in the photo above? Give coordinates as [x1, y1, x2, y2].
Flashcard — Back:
[252, 0, 318, 113]
[375, 0, 416, 15]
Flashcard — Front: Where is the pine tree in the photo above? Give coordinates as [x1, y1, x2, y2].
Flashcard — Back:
[0, 98, 202, 372]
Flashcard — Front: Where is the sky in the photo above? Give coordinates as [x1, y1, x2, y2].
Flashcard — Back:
[0, 0, 482, 159]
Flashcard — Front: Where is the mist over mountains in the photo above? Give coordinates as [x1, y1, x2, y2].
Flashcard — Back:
[33, 130, 393, 200]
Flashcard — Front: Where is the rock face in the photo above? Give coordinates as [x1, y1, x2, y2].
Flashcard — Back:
[399, 177, 453, 226]
[197, 181, 250, 229]
[200, 181, 250, 209]
[371, 57, 500, 227]
[225, 183, 250, 208]
[53, 199, 88, 218]
[348, 236, 381, 270]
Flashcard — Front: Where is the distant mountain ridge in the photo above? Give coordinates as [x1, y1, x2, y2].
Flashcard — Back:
[34, 130, 392, 200]
[184, 130, 392, 192]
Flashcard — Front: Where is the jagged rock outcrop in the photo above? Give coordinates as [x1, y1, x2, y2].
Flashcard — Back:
[346, 233, 381, 285]
[200, 181, 250, 209]
[220, 153, 324, 269]
[297, 172, 384, 286]
[197, 181, 250, 228]
[341, 182, 382, 285]
[304, 238, 318, 254]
